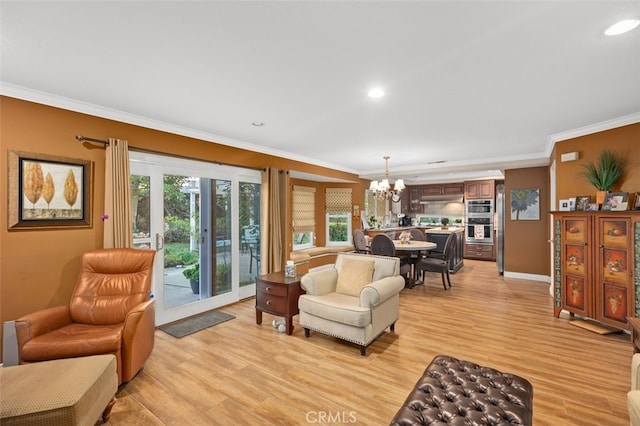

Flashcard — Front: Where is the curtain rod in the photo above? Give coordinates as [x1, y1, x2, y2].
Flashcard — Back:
[75, 135, 109, 145]
[75, 134, 266, 172]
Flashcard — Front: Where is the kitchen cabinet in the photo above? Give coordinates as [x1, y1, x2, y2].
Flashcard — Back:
[422, 183, 464, 196]
[552, 211, 640, 330]
[425, 229, 464, 273]
[464, 180, 495, 199]
[409, 187, 420, 213]
[464, 242, 495, 260]
[408, 183, 464, 213]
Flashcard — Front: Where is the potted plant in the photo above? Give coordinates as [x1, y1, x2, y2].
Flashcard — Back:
[182, 263, 200, 294]
[440, 217, 450, 229]
[582, 149, 626, 204]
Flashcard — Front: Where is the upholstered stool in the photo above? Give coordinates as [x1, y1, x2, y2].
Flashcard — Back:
[0, 355, 118, 426]
[390, 355, 533, 425]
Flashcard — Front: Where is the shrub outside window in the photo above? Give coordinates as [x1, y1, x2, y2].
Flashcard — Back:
[326, 213, 351, 246]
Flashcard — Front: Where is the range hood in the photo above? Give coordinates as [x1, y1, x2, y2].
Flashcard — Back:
[419, 194, 464, 203]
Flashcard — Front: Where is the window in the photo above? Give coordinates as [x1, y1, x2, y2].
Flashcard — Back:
[292, 185, 315, 250]
[326, 188, 352, 246]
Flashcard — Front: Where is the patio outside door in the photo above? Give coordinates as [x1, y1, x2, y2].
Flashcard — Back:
[130, 152, 261, 325]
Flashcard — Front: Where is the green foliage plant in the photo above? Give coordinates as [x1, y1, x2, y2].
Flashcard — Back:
[183, 263, 199, 280]
[440, 217, 450, 226]
[582, 149, 625, 191]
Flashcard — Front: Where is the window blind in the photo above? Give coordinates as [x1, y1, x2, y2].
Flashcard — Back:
[326, 188, 352, 213]
[292, 185, 315, 232]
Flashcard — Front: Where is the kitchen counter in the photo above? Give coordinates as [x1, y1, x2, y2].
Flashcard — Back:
[422, 227, 464, 234]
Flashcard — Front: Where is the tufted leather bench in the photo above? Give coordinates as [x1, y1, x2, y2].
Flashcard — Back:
[390, 355, 533, 425]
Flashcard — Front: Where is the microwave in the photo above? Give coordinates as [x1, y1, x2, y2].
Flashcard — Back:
[466, 199, 494, 216]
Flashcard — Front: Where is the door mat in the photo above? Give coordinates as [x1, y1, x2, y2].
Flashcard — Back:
[159, 310, 235, 338]
[569, 319, 621, 335]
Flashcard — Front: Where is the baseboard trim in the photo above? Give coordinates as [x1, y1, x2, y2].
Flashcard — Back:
[503, 271, 550, 283]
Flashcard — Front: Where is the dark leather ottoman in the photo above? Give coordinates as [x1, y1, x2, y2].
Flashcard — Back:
[390, 355, 533, 425]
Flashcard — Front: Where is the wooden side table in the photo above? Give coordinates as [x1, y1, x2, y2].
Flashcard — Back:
[255, 272, 304, 335]
[629, 317, 640, 353]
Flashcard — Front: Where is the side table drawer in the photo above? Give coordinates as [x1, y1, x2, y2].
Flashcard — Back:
[257, 282, 288, 297]
[257, 295, 288, 313]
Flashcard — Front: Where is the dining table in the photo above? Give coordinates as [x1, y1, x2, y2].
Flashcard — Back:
[393, 240, 436, 287]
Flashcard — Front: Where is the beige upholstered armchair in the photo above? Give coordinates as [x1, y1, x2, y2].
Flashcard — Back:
[298, 252, 405, 355]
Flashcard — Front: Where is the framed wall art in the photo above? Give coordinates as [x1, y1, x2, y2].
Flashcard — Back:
[8, 150, 93, 230]
[511, 188, 540, 220]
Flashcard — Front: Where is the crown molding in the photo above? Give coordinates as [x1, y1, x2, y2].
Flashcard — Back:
[0, 82, 359, 175]
[545, 112, 640, 157]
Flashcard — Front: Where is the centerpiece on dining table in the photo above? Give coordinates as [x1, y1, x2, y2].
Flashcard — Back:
[399, 231, 412, 244]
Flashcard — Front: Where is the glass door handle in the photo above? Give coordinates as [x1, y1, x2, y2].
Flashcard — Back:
[155, 233, 164, 251]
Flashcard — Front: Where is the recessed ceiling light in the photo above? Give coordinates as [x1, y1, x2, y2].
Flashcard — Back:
[605, 19, 640, 36]
[251, 121, 265, 127]
[368, 87, 385, 99]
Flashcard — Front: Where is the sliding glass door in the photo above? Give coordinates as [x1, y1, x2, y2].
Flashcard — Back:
[130, 152, 261, 325]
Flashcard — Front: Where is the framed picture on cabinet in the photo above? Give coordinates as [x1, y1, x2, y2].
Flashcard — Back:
[575, 195, 591, 211]
[559, 199, 571, 211]
[633, 193, 640, 210]
[602, 192, 628, 211]
[586, 203, 599, 211]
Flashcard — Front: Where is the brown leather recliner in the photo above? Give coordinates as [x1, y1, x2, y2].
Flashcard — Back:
[15, 248, 157, 385]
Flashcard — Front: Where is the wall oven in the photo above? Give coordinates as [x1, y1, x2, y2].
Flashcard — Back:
[465, 217, 493, 244]
[465, 199, 494, 216]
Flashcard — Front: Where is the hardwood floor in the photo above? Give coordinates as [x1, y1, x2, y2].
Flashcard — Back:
[106, 260, 633, 425]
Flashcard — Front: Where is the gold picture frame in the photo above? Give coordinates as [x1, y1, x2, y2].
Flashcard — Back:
[8, 150, 93, 230]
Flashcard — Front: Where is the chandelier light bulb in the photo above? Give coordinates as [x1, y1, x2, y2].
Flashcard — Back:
[369, 156, 404, 201]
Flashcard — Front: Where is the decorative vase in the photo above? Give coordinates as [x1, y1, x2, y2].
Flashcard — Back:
[596, 191, 608, 205]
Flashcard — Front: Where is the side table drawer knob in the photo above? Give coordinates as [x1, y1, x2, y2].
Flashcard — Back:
[266, 287, 271, 291]
[266, 300, 271, 305]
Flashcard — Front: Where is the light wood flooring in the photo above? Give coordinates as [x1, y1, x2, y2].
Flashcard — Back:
[106, 260, 633, 425]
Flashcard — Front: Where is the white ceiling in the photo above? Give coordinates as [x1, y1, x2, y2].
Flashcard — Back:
[2, 1, 639, 184]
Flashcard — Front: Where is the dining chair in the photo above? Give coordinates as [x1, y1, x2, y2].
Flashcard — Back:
[370, 234, 412, 283]
[407, 228, 426, 270]
[353, 229, 370, 254]
[409, 228, 424, 241]
[416, 232, 456, 290]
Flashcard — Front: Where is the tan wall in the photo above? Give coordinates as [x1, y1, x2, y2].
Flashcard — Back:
[0, 96, 362, 358]
[502, 122, 640, 278]
[554, 123, 640, 202]
[504, 167, 550, 276]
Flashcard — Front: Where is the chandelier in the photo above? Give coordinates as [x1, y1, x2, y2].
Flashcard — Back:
[369, 156, 405, 201]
